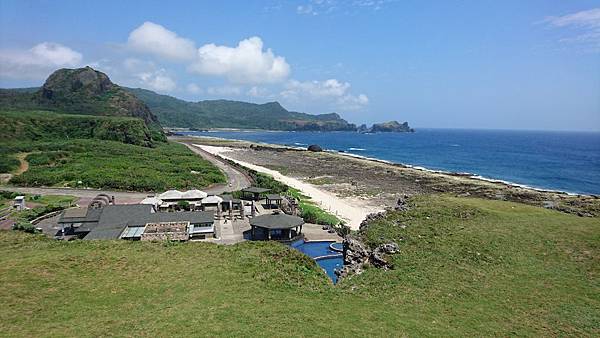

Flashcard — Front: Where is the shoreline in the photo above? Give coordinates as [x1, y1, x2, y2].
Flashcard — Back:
[192, 143, 380, 230]
[176, 134, 592, 198]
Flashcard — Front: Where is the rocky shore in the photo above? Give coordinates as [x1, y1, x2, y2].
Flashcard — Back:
[175, 136, 600, 218]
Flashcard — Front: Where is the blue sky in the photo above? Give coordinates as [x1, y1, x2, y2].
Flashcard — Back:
[1, 0, 599, 131]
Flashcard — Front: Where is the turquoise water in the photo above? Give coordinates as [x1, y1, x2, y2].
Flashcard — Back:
[182, 129, 600, 195]
[290, 240, 343, 283]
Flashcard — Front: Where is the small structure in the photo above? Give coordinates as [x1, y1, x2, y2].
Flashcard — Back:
[265, 194, 283, 209]
[249, 211, 304, 242]
[140, 196, 162, 210]
[13, 196, 26, 211]
[241, 187, 270, 201]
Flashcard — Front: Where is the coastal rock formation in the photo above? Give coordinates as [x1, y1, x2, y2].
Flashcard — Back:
[336, 236, 400, 279]
[370, 121, 414, 133]
[307, 144, 323, 152]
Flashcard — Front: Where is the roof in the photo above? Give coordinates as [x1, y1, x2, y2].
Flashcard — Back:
[140, 197, 162, 205]
[249, 212, 304, 229]
[149, 211, 214, 224]
[201, 195, 223, 204]
[242, 187, 271, 194]
[14, 196, 25, 200]
[266, 194, 283, 200]
[221, 194, 241, 203]
[182, 189, 208, 199]
[67, 204, 214, 240]
[85, 205, 153, 240]
[158, 190, 183, 200]
[58, 207, 102, 225]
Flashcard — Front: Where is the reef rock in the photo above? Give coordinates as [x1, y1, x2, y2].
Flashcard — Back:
[307, 144, 323, 152]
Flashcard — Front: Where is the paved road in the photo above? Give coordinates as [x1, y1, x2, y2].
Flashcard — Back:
[180, 142, 251, 194]
[1, 142, 250, 202]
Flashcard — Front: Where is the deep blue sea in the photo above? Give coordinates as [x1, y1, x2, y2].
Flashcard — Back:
[181, 129, 600, 195]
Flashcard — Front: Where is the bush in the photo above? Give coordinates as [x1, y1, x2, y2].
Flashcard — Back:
[12, 221, 39, 234]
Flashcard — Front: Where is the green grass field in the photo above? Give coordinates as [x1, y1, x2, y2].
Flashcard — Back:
[1, 139, 225, 192]
[1, 195, 598, 336]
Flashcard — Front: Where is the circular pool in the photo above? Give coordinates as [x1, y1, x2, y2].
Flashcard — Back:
[329, 242, 343, 252]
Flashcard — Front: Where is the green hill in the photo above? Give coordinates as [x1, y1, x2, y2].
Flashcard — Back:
[127, 87, 357, 131]
[1, 195, 598, 336]
[0, 67, 165, 142]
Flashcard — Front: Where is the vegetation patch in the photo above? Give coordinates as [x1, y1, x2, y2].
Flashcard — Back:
[1, 140, 225, 191]
[0, 110, 163, 147]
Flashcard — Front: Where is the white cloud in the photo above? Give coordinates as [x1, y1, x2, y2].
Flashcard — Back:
[138, 70, 176, 92]
[247, 86, 271, 97]
[187, 83, 202, 94]
[544, 8, 600, 50]
[0, 42, 82, 80]
[296, 0, 392, 16]
[190, 36, 290, 84]
[206, 86, 242, 96]
[126, 22, 291, 84]
[127, 21, 196, 61]
[281, 78, 368, 110]
[545, 8, 600, 28]
[122, 58, 176, 92]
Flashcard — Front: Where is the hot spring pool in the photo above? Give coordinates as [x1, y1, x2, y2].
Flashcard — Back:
[290, 240, 344, 283]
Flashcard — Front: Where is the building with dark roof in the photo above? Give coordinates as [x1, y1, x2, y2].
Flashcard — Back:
[58, 204, 215, 241]
[249, 211, 304, 242]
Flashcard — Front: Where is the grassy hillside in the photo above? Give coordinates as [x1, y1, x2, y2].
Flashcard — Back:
[127, 87, 357, 131]
[1, 195, 598, 336]
[0, 110, 160, 147]
[0, 67, 165, 138]
[1, 139, 225, 191]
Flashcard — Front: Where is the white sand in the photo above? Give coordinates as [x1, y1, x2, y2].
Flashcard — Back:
[194, 144, 380, 230]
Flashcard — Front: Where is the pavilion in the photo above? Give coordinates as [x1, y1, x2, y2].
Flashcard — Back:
[241, 187, 270, 201]
[265, 194, 283, 209]
[249, 211, 304, 242]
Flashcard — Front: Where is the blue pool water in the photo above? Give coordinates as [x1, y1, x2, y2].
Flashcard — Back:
[182, 129, 600, 195]
[291, 240, 343, 283]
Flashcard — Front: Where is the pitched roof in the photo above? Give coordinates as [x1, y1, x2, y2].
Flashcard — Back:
[201, 195, 223, 204]
[158, 190, 183, 200]
[249, 212, 304, 229]
[140, 197, 162, 205]
[242, 187, 271, 194]
[266, 194, 283, 200]
[182, 189, 208, 199]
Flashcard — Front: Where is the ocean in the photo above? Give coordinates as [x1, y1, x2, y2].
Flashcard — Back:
[181, 129, 600, 195]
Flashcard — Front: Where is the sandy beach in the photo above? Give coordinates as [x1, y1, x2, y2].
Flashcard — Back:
[178, 136, 600, 219]
[194, 144, 381, 229]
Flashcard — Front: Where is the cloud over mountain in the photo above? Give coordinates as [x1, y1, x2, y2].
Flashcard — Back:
[0, 42, 82, 79]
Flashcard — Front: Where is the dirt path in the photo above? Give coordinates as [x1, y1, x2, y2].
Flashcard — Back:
[15, 153, 29, 175]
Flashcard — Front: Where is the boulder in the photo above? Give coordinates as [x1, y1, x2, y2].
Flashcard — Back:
[307, 144, 323, 152]
[395, 194, 411, 211]
[336, 236, 400, 279]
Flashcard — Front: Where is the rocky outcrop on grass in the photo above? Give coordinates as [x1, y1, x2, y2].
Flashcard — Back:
[336, 236, 399, 279]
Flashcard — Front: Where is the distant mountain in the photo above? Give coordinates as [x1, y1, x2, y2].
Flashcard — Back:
[0, 67, 165, 143]
[126, 87, 357, 131]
